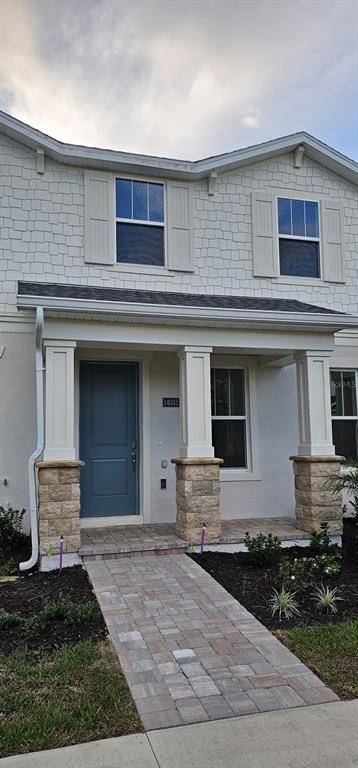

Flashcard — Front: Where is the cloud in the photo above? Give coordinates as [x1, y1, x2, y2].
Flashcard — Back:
[0, 0, 357, 159]
[241, 106, 261, 129]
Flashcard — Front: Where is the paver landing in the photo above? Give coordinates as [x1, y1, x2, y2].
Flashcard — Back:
[86, 554, 338, 730]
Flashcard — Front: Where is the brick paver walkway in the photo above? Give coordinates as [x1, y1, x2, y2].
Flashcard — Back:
[81, 517, 309, 559]
[86, 555, 338, 730]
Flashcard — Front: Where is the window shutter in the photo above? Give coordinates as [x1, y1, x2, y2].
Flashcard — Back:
[166, 182, 194, 271]
[251, 191, 278, 277]
[321, 200, 346, 283]
[84, 170, 114, 265]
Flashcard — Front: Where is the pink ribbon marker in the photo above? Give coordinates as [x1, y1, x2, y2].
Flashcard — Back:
[59, 536, 64, 573]
[200, 524, 206, 554]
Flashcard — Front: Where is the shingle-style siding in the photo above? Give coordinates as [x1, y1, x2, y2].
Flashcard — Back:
[1, 132, 358, 313]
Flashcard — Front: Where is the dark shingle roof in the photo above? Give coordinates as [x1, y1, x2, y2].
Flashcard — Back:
[17, 281, 343, 315]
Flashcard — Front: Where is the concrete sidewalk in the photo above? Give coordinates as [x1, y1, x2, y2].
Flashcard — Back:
[2, 700, 358, 768]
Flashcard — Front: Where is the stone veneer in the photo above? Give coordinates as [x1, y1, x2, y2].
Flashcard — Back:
[290, 455, 344, 533]
[37, 460, 84, 555]
[171, 457, 223, 544]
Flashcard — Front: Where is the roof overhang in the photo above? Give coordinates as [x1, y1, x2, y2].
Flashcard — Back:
[1, 109, 357, 185]
[16, 292, 358, 334]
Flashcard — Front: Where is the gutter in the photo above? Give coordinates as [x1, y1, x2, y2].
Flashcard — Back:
[19, 306, 44, 572]
[16, 293, 358, 333]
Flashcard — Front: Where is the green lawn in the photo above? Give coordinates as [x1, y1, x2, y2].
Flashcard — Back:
[283, 620, 358, 700]
[0, 639, 142, 758]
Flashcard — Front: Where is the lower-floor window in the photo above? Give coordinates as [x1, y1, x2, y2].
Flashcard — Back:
[330, 369, 358, 458]
[211, 368, 247, 468]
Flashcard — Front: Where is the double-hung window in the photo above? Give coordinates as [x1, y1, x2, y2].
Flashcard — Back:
[211, 368, 247, 468]
[330, 370, 358, 458]
[278, 197, 320, 278]
[116, 178, 165, 266]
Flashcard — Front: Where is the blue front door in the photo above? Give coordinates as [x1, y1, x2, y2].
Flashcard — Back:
[80, 362, 139, 518]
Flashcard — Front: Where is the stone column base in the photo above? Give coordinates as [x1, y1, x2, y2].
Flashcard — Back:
[171, 457, 223, 544]
[290, 455, 344, 534]
[36, 460, 84, 555]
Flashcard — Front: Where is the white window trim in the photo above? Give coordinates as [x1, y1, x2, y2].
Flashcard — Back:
[115, 175, 167, 269]
[277, 194, 322, 280]
[210, 359, 261, 482]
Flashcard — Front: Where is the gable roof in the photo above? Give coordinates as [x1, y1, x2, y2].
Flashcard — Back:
[1, 109, 357, 185]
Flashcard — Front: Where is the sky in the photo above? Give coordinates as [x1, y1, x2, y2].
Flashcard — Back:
[0, 0, 357, 161]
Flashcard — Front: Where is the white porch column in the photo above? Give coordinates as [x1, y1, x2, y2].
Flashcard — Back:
[43, 341, 76, 461]
[178, 345, 214, 458]
[295, 350, 335, 457]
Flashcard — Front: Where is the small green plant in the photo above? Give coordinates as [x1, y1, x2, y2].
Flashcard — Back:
[244, 532, 281, 567]
[325, 458, 358, 517]
[311, 584, 344, 614]
[279, 551, 341, 589]
[23, 599, 102, 637]
[0, 559, 17, 577]
[269, 586, 300, 621]
[309, 522, 333, 555]
[0, 506, 27, 552]
[0, 608, 22, 630]
[24, 614, 45, 637]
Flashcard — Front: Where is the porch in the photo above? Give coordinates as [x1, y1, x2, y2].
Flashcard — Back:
[80, 517, 310, 560]
[22, 282, 349, 564]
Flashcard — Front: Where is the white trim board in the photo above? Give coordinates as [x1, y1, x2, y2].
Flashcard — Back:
[1, 109, 357, 185]
[81, 515, 144, 528]
[17, 293, 358, 332]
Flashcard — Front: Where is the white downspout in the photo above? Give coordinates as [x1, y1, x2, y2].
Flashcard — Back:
[20, 306, 44, 572]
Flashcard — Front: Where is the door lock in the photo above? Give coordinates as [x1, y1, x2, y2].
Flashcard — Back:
[131, 443, 137, 469]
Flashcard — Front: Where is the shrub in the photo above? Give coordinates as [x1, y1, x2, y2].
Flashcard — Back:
[23, 600, 102, 637]
[309, 522, 333, 555]
[0, 506, 27, 552]
[244, 532, 281, 567]
[279, 552, 341, 589]
[0, 559, 17, 577]
[0, 608, 22, 630]
[269, 587, 300, 621]
[45, 599, 101, 625]
[325, 458, 358, 517]
[311, 584, 344, 614]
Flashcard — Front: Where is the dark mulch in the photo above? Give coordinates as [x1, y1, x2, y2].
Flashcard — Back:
[190, 546, 358, 630]
[0, 566, 107, 653]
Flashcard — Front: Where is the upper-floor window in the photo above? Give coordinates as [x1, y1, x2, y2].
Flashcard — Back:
[116, 179, 165, 266]
[211, 368, 247, 468]
[278, 197, 320, 278]
[330, 369, 358, 458]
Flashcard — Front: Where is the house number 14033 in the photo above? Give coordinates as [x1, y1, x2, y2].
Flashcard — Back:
[162, 397, 180, 407]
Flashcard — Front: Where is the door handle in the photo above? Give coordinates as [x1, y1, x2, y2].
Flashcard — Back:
[131, 443, 137, 470]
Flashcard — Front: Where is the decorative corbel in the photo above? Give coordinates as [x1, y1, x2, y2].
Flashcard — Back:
[294, 144, 305, 169]
[36, 148, 45, 174]
[208, 171, 217, 196]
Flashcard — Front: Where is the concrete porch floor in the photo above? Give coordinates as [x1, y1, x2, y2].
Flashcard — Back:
[80, 517, 310, 559]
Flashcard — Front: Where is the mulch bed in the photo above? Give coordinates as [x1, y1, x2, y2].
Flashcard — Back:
[0, 566, 107, 654]
[190, 546, 358, 630]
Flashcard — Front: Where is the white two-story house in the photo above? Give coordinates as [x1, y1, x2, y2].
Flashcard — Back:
[1, 110, 358, 568]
